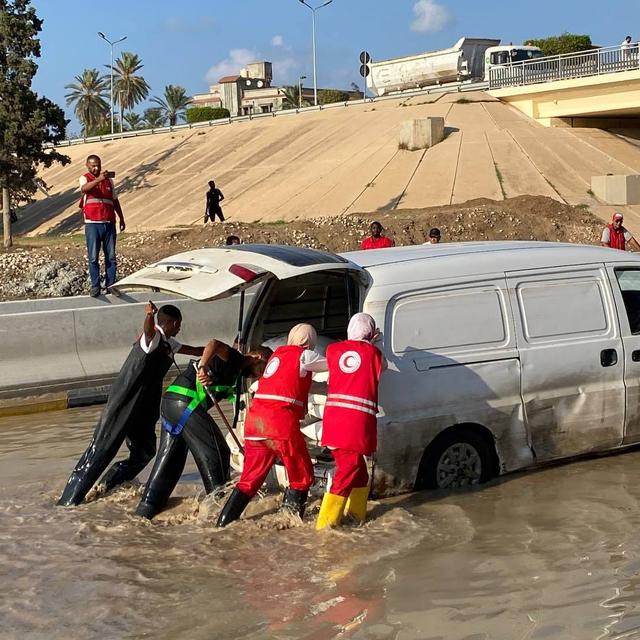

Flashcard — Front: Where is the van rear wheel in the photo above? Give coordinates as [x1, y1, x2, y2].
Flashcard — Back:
[418, 428, 495, 490]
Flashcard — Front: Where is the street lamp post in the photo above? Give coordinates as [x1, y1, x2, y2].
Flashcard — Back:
[297, 0, 333, 106]
[98, 32, 127, 135]
[298, 75, 307, 108]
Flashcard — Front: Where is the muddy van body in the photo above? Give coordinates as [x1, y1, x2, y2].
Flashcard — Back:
[116, 242, 640, 495]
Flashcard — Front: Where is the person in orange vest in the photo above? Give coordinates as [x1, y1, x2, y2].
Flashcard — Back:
[601, 212, 640, 251]
[79, 154, 126, 297]
[316, 313, 385, 529]
[216, 323, 327, 527]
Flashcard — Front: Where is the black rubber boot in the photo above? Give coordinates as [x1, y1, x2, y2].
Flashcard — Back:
[280, 488, 308, 519]
[216, 488, 252, 528]
[135, 500, 160, 520]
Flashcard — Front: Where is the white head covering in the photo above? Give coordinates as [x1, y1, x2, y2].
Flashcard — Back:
[287, 323, 317, 349]
[347, 313, 377, 342]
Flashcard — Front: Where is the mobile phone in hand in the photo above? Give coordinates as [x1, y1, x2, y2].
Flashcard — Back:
[106, 171, 116, 178]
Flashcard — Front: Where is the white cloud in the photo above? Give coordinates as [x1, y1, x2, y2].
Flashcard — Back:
[410, 0, 452, 33]
[205, 48, 259, 83]
[271, 35, 285, 47]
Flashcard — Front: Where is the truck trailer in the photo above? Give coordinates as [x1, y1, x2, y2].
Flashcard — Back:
[366, 37, 544, 96]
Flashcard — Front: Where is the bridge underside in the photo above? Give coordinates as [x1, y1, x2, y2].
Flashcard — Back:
[489, 70, 640, 128]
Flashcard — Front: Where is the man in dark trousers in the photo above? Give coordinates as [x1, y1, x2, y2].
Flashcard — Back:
[57, 302, 205, 506]
[134, 340, 272, 520]
[79, 154, 126, 297]
[204, 180, 225, 223]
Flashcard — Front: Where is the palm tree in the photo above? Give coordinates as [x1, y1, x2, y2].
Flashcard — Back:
[280, 85, 309, 110]
[123, 111, 142, 130]
[111, 51, 151, 112]
[64, 68, 109, 136]
[150, 85, 192, 126]
[143, 107, 167, 128]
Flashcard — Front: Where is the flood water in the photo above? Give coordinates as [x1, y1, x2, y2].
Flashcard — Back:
[4, 408, 640, 639]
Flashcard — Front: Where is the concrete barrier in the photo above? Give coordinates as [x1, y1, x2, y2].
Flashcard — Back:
[0, 292, 246, 398]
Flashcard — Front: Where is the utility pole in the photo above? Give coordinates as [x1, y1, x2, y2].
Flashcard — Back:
[3, 186, 11, 248]
[98, 32, 127, 135]
[297, 0, 334, 106]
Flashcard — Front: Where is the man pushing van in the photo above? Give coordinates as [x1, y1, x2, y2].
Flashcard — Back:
[57, 302, 205, 506]
[316, 313, 385, 529]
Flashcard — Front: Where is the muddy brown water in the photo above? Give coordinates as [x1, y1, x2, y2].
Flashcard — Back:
[3, 407, 640, 639]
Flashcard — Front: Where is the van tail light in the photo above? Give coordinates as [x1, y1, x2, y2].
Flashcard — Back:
[229, 264, 262, 283]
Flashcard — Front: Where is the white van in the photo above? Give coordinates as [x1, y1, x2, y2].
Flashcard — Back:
[115, 241, 640, 495]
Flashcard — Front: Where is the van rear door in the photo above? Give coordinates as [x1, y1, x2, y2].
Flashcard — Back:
[507, 267, 625, 461]
[112, 244, 366, 301]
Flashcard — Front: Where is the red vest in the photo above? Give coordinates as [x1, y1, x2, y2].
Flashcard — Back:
[321, 340, 383, 455]
[245, 345, 312, 440]
[81, 172, 116, 223]
[607, 223, 626, 250]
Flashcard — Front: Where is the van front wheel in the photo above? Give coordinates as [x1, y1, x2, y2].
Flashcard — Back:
[418, 429, 495, 490]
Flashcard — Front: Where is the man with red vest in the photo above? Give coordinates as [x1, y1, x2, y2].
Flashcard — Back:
[217, 323, 327, 527]
[316, 313, 385, 529]
[79, 154, 126, 297]
[360, 221, 395, 250]
[601, 212, 640, 252]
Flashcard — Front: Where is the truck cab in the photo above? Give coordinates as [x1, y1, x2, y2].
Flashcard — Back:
[484, 45, 545, 79]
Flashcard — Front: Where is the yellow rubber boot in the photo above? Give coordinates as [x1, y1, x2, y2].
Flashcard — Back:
[316, 493, 347, 530]
[343, 487, 369, 524]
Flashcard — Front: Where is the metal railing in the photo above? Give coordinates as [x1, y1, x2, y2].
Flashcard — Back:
[49, 79, 488, 148]
[489, 43, 640, 90]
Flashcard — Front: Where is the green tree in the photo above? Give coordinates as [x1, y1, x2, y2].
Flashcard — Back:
[143, 107, 166, 128]
[0, 0, 69, 247]
[150, 84, 191, 126]
[123, 111, 142, 130]
[524, 33, 593, 56]
[318, 89, 350, 105]
[280, 85, 309, 109]
[185, 106, 230, 123]
[64, 68, 109, 136]
[111, 51, 150, 112]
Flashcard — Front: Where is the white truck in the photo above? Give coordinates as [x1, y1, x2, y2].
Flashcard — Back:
[366, 37, 544, 96]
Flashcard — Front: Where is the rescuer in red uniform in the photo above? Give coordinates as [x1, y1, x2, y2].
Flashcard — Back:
[316, 313, 385, 529]
[216, 324, 327, 527]
[601, 212, 640, 251]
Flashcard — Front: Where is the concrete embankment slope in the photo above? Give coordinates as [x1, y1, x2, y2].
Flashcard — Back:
[17, 92, 640, 235]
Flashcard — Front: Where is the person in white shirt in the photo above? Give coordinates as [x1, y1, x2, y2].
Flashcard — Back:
[58, 302, 205, 506]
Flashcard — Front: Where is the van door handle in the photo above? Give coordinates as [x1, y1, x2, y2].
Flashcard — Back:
[601, 349, 618, 367]
[633, 350, 640, 362]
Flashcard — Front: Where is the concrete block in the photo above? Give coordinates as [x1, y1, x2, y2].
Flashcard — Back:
[591, 174, 640, 205]
[399, 118, 445, 151]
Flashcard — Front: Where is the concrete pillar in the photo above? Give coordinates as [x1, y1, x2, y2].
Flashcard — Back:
[591, 174, 640, 205]
[399, 117, 445, 151]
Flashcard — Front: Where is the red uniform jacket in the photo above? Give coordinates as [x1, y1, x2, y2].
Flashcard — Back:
[360, 236, 394, 250]
[81, 172, 116, 223]
[321, 340, 383, 455]
[607, 223, 626, 250]
[245, 345, 312, 440]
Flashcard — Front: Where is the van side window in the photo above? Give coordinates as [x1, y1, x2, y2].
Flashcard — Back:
[615, 269, 640, 334]
[517, 278, 608, 341]
[391, 287, 507, 353]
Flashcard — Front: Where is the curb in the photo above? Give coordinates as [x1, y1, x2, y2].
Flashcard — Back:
[0, 386, 110, 418]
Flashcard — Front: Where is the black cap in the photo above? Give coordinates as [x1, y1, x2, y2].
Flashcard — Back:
[429, 227, 441, 238]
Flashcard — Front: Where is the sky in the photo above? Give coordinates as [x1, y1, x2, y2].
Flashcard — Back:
[30, 0, 637, 135]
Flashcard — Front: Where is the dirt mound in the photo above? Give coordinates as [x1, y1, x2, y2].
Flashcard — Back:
[0, 196, 606, 301]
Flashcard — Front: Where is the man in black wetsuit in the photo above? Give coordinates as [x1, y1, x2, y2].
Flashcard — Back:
[57, 303, 205, 506]
[134, 339, 272, 519]
[204, 180, 225, 223]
